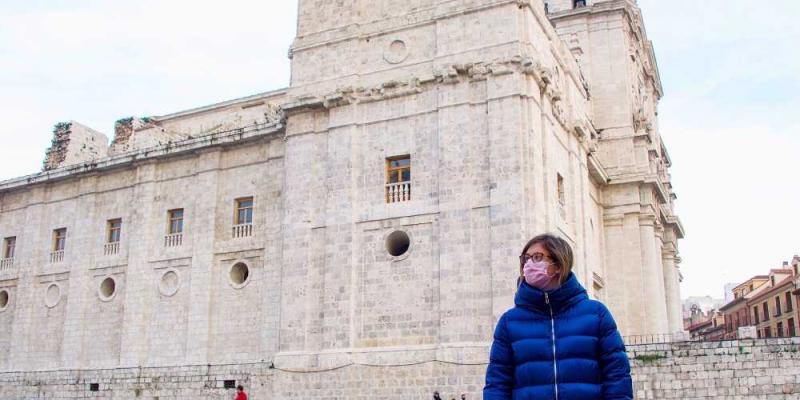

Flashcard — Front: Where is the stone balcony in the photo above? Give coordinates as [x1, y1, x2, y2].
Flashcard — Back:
[104, 242, 120, 256]
[164, 233, 183, 248]
[0, 257, 14, 271]
[231, 223, 253, 239]
[49, 250, 64, 264]
[385, 182, 411, 204]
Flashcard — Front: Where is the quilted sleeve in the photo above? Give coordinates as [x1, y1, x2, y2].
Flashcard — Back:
[483, 314, 514, 400]
[598, 304, 633, 399]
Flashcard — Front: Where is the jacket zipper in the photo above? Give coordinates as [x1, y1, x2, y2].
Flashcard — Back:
[545, 292, 559, 400]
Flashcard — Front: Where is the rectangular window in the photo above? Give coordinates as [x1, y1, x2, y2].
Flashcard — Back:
[557, 173, 566, 205]
[786, 292, 793, 312]
[775, 296, 782, 316]
[386, 155, 411, 203]
[763, 302, 770, 321]
[235, 198, 254, 225]
[789, 318, 796, 337]
[168, 209, 184, 234]
[765, 328, 772, 338]
[2, 237, 15, 259]
[573, 0, 587, 8]
[53, 228, 67, 251]
[753, 306, 760, 324]
[107, 219, 122, 243]
[777, 322, 784, 337]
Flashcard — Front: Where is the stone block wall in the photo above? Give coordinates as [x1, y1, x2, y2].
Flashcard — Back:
[628, 338, 800, 399]
[1, 338, 799, 399]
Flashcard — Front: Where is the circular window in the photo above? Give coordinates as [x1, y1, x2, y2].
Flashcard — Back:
[98, 277, 116, 301]
[159, 270, 180, 297]
[386, 230, 410, 257]
[45, 283, 61, 308]
[0, 290, 9, 311]
[384, 39, 409, 64]
[229, 262, 250, 289]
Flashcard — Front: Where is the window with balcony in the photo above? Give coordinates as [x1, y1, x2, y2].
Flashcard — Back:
[51, 228, 66, 263]
[775, 296, 782, 317]
[753, 306, 760, 324]
[763, 302, 770, 321]
[105, 219, 122, 255]
[386, 156, 411, 203]
[233, 197, 254, 238]
[1, 236, 15, 269]
[165, 209, 184, 247]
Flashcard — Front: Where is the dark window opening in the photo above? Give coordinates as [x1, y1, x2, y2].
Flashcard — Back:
[224, 380, 236, 389]
[89, 383, 99, 392]
[573, 0, 587, 8]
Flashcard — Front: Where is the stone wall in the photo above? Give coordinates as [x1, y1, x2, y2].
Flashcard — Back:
[629, 338, 800, 399]
[1, 338, 798, 399]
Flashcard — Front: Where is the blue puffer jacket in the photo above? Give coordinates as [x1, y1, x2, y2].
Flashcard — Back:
[484, 273, 632, 400]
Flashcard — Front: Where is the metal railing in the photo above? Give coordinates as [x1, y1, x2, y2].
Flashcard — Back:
[164, 233, 183, 248]
[104, 242, 120, 256]
[386, 182, 411, 203]
[232, 223, 253, 239]
[50, 250, 64, 263]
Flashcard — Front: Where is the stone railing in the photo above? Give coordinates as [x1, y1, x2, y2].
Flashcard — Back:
[232, 223, 253, 239]
[0, 257, 14, 271]
[49, 250, 64, 263]
[623, 333, 689, 346]
[104, 242, 120, 256]
[164, 233, 183, 248]
[386, 182, 411, 203]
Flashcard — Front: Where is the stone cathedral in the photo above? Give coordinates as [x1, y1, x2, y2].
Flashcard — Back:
[0, 0, 684, 398]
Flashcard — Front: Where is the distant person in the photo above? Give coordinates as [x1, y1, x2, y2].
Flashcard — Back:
[235, 385, 248, 400]
[432, 391, 442, 400]
[484, 233, 633, 399]
[461, 394, 466, 400]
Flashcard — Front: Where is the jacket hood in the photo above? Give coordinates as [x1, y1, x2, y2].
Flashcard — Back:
[514, 272, 588, 314]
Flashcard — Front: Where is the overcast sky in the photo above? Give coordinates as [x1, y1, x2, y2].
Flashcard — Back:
[0, 1, 797, 299]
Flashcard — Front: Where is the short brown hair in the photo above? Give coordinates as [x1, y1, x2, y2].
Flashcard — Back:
[519, 233, 574, 284]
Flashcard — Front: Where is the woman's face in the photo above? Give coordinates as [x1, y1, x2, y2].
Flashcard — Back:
[524, 242, 560, 277]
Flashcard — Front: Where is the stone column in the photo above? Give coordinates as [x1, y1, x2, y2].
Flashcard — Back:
[662, 246, 681, 334]
[639, 214, 668, 335]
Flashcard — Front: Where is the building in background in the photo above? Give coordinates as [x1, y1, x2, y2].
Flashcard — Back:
[748, 267, 797, 338]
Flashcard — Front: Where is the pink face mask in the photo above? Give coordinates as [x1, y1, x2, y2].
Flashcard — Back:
[523, 259, 561, 291]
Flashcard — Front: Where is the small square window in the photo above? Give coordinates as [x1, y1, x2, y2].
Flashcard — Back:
[107, 219, 122, 243]
[2, 237, 15, 259]
[557, 174, 566, 205]
[53, 228, 67, 251]
[235, 198, 254, 225]
[168, 209, 184, 234]
[223, 380, 236, 389]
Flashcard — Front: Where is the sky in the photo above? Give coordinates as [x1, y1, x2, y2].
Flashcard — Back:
[0, 1, 797, 299]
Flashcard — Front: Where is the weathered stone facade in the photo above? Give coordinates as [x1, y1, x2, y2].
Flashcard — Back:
[0, 0, 686, 397]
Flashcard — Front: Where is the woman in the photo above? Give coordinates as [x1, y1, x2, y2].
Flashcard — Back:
[484, 234, 633, 400]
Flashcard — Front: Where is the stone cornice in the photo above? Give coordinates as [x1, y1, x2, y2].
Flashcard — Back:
[284, 55, 597, 149]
